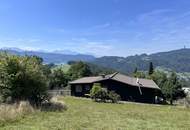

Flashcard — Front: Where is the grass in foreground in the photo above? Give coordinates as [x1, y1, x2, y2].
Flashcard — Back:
[0, 97, 190, 130]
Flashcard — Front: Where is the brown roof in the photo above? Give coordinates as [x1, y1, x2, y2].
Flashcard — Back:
[69, 73, 160, 89]
[69, 76, 102, 84]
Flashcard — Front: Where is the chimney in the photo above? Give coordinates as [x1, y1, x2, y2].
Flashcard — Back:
[100, 74, 106, 78]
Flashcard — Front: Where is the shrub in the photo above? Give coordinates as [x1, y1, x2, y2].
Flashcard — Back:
[90, 84, 120, 103]
[0, 53, 48, 106]
[41, 97, 67, 111]
[108, 91, 121, 103]
[90, 83, 108, 102]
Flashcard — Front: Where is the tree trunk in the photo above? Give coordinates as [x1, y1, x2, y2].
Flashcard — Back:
[170, 99, 173, 105]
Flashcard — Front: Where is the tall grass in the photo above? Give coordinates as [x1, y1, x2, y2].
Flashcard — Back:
[0, 101, 34, 123]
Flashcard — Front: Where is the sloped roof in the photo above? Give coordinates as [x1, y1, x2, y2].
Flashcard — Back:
[111, 73, 160, 89]
[69, 73, 160, 90]
[69, 76, 103, 84]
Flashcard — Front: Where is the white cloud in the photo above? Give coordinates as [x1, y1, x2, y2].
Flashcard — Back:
[127, 9, 190, 48]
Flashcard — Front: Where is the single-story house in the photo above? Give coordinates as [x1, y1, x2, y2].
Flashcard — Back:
[69, 72, 162, 103]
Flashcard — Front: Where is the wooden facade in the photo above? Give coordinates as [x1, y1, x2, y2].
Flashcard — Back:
[70, 73, 162, 103]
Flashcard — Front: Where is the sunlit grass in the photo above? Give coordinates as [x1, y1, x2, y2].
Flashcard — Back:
[1, 96, 190, 130]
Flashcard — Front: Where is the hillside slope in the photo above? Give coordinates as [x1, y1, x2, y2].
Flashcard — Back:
[2, 48, 190, 73]
[92, 48, 190, 73]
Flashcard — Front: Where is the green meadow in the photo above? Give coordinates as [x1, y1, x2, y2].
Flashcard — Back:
[1, 97, 190, 130]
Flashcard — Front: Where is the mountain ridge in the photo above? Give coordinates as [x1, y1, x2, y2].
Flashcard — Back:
[92, 48, 190, 73]
[1, 47, 190, 73]
[0, 47, 95, 64]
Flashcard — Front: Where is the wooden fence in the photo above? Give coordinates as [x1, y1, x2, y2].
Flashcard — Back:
[48, 89, 71, 96]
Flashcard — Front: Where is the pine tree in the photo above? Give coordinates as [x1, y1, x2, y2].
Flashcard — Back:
[148, 62, 154, 75]
[133, 67, 138, 74]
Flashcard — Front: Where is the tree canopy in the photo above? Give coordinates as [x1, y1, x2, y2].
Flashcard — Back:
[0, 53, 48, 105]
[68, 61, 92, 80]
[133, 66, 185, 104]
[49, 67, 70, 89]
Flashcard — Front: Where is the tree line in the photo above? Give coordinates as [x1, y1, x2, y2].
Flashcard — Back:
[0, 53, 95, 105]
[133, 62, 186, 104]
[0, 52, 186, 105]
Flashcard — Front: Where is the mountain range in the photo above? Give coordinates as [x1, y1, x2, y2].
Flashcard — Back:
[1, 47, 190, 74]
[92, 48, 190, 74]
[0, 47, 95, 64]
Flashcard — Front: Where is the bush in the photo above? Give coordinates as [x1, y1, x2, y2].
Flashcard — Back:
[0, 53, 48, 106]
[90, 83, 108, 102]
[108, 91, 121, 103]
[90, 84, 120, 103]
[41, 97, 67, 111]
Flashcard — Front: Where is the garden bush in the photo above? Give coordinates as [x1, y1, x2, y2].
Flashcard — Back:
[90, 83, 120, 103]
[108, 91, 121, 103]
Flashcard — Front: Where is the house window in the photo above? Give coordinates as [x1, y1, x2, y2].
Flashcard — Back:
[76, 85, 82, 92]
[85, 85, 90, 91]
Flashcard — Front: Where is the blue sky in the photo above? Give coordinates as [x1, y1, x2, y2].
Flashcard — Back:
[0, 0, 190, 56]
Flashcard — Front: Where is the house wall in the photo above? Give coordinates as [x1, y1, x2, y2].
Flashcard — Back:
[70, 79, 161, 103]
[98, 79, 158, 103]
[71, 83, 93, 97]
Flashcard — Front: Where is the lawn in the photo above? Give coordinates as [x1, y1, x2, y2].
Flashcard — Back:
[1, 97, 190, 130]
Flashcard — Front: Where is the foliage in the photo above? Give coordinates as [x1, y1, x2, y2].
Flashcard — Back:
[148, 62, 154, 75]
[133, 71, 146, 78]
[86, 62, 115, 76]
[0, 53, 48, 105]
[41, 97, 67, 111]
[108, 91, 121, 103]
[151, 71, 168, 89]
[161, 72, 185, 104]
[68, 61, 92, 80]
[49, 67, 70, 89]
[68, 61, 115, 76]
[150, 71, 185, 104]
[133, 68, 186, 104]
[133, 67, 138, 74]
[90, 83, 107, 102]
[90, 83, 120, 103]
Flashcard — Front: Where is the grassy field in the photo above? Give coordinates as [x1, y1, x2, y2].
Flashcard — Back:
[0, 97, 190, 130]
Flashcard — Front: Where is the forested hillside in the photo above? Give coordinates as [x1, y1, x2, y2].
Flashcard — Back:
[2, 48, 190, 74]
[92, 48, 190, 74]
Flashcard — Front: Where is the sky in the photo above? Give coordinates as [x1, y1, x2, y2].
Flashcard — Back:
[0, 0, 190, 56]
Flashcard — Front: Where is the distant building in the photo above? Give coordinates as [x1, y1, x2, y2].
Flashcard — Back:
[69, 72, 162, 103]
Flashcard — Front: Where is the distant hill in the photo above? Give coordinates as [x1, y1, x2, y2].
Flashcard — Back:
[2, 47, 190, 74]
[92, 48, 190, 73]
[0, 48, 95, 64]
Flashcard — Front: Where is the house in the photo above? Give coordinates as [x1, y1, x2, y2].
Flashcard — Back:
[69, 72, 162, 103]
